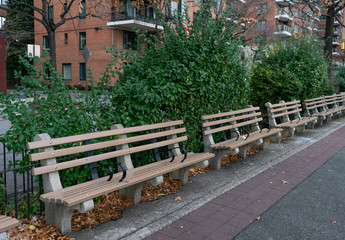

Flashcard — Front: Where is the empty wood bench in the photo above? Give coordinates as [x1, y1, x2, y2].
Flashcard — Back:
[266, 100, 317, 137]
[337, 92, 345, 113]
[26, 120, 214, 233]
[0, 215, 19, 239]
[324, 94, 343, 117]
[303, 96, 333, 126]
[202, 106, 282, 170]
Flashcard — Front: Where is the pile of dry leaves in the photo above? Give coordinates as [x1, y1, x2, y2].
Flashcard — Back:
[7, 166, 211, 239]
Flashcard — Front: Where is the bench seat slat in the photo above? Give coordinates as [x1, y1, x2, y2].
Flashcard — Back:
[203, 118, 263, 136]
[30, 128, 186, 162]
[276, 117, 317, 128]
[27, 120, 184, 150]
[202, 112, 261, 128]
[32, 136, 188, 176]
[202, 107, 260, 120]
[0, 216, 19, 233]
[210, 128, 282, 150]
[40, 152, 215, 207]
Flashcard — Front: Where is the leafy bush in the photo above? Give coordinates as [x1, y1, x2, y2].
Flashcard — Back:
[0, 51, 116, 184]
[249, 38, 333, 110]
[335, 67, 345, 92]
[108, 3, 249, 152]
[0, 176, 5, 214]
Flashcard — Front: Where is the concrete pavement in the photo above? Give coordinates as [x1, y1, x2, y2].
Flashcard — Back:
[67, 118, 345, 240]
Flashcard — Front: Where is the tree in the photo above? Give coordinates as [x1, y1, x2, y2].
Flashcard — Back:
[0, 0, 107, 68]
[0, 0, 34, 79]
[295, 0, 345, 80]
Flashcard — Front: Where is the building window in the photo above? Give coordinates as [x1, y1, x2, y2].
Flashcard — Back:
[123, 31, 138, 50]
[64, 33, 68, 45]
[44, 68, 50, 80]
[62, 64, 71, 81]
[1, 0, 7, 5]
[48, 6, 54, 21]
[295, 9, 299, 18]
[146, 5, 156, 21]
[294, 23, 299, 33]
[301, 12, 306, 21]
[79, 0, 86, 19]
[79, 32, 86, 50]
[256, 20, 266, 30]
[43, 36, 49, 49]
[301, 27, 305, 33]
[80, 63, 86, 81]
[257, 4, 267, 16]
[0, 17, 5, 29]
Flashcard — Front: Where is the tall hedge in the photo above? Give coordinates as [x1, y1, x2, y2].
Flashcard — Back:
[110, 4, 249, 152]
[249, 39, 333, 110]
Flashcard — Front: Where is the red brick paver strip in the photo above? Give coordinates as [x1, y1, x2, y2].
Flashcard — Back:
[145, 126, 345, 240]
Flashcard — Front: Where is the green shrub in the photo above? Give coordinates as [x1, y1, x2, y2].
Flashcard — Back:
[335, 67, 345, 92]
[249, 38, 333, 110]
[0, 176, 5, 214]
[108, 3, 249, 152]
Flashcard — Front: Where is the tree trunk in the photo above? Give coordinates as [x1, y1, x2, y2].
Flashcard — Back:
[324, 7, 335, 82]
[48, 30, 57, 69]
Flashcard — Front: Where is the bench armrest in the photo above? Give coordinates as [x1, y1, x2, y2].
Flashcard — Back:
[107, 163, 127, 182]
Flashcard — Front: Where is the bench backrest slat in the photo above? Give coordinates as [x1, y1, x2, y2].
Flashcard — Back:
[32, 136, 188, 176]
[30, 127, 186, 162]
[27, 120, 183, 150]
[202, 112, 261, 128]
[270, 104, 301, 114]
[202, 107, 260, 120]
[203, 118, 262, 136]
[268, 100, 300, 108]
[271, 109, 301, 118]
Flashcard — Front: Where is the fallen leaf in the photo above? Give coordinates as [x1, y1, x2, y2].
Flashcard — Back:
[281, 180, 289, 184]
[155, 211, 163, 214]
[174, 196, 182, 201]
[331, 221, 337, 224]
[28, 225, 36, 230]
[328, 170, 333, 172]
[180, 225, 184, 228]
[256, 216, 261, 220]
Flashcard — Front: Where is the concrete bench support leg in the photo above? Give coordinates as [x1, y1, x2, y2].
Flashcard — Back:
[282, 128, 295, 138]
[253, 138, 265, 150]
[296, 124, 306, 133]
[45, 200, 93, 234]
[268, 132, 281, 144]
[169, 166, 191, 184]
[238, 146, 249, 159]
[0, 232, 7, 240]
[119, 176, 163, 204]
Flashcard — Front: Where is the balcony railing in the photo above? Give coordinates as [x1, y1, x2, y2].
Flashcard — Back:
[333, 37, 341, 46]
[275, 8, 293, 22]
[275, 0, 293, 6]
[107, 6, 164, 32]
[274, 25, 292, 36]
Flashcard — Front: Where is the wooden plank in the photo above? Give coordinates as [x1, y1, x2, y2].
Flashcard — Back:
[304, 96, 325, 102]
[268, 100, 300, 108]
[27, 120, 184, 150]
[30, 128, 186, 161]
[202, 107, 260, 120]
[32, 136, 188, 176]
[41, 153, 214, 207]
[203, 118, 262, 136]
[0, 216, 19, 232]
[270, 104, 301, 113]
[277, 117, 317, 128]
[202, 112, 261, 128]
[271, 109, 301, 118]
[211, 128, 282, 149]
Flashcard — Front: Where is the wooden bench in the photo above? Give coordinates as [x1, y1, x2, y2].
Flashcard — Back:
[324, 94, 343, 117]
[202, 106, 282, 170]
[26, 120, 214, 233]
[266, 100, 317, 137]
[337, 92, 345, 113]
[0, 215, 19, 239]
[303, 96, 333, 126]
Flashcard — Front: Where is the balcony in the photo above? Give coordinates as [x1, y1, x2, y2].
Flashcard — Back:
[274, 25, 292, 36]
[334, 19, 340, 25]
[275, 9, 293, 22]
[334, 29, 340, 36]
[333, 38, 341, 46]
[107, 6, 163, 32]
[332, 51, 340, 56]
[314, 17, 320, 21]
[275, 0, 293, 6]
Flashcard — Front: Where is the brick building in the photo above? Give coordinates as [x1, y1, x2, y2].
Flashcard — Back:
[34, 0, 189, 87]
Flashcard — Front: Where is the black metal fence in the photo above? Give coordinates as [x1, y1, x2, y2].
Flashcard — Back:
[0, 143, 43, 220]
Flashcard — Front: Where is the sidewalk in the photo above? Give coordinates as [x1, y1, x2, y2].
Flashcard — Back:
[146, 124, 345, 240]
[67, 118, 345, 240]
